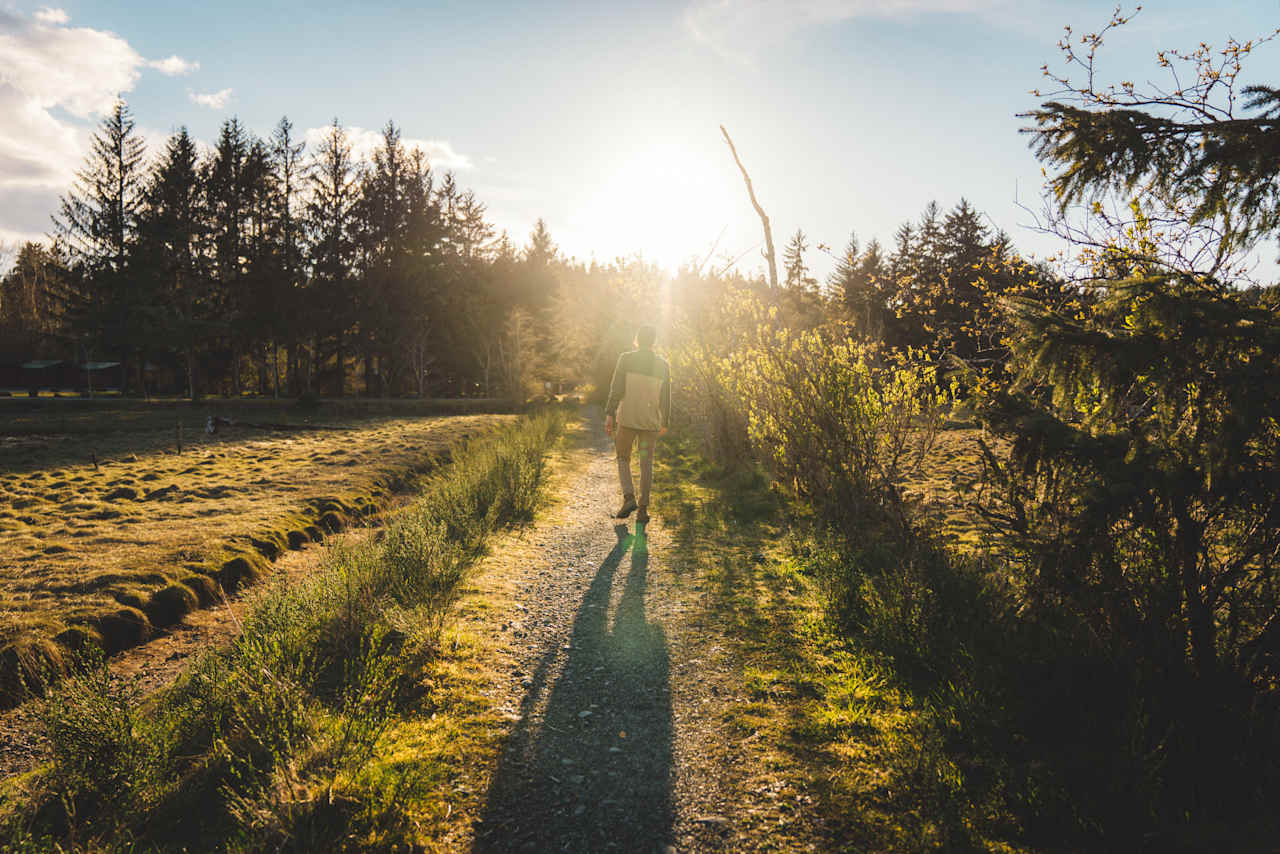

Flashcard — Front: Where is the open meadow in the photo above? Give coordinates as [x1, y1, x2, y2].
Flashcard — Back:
[0, 399, 514, 702]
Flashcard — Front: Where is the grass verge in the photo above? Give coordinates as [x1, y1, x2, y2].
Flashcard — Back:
[0, 409, 564, 851]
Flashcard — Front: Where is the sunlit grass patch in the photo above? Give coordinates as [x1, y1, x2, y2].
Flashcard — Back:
[898, 426, 1005, 552]
[650, 429, 1035, 853]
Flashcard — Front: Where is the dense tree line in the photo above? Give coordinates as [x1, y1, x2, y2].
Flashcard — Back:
[0, 100, 676, 401]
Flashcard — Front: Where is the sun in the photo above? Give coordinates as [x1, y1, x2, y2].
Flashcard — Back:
[570, 142, 734, 272]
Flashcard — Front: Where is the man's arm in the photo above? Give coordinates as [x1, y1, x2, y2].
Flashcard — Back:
[604, 354, 627, 434]
[660, 361, 671, 432]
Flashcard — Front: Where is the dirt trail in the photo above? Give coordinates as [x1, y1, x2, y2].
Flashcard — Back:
[461, 415, 828, 852]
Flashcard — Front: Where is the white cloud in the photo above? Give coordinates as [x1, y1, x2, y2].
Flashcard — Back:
[33, 7, 68, 26]
[303, 125, 473, 171]
[149, 54, 199, 75]
[0, 8, 195, 242]
[189, 87, 232, 110]
[684, 0, 1000, 61]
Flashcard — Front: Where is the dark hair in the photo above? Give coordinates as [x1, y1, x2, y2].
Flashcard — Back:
[635, 325, 657, 349]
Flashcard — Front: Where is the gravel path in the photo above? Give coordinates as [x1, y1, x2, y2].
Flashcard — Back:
[464, 413, 828, 853]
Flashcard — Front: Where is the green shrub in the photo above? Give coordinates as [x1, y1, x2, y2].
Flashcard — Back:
[42, 651, 156, 823]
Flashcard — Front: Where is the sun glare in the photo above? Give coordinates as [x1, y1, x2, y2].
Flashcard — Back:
[569, 142, 733, 272]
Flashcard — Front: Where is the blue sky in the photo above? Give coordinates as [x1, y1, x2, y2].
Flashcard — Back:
[2, 0, 1278, 280]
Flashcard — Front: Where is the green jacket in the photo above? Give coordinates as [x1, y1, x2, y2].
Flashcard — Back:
[605, 348, 671, 431]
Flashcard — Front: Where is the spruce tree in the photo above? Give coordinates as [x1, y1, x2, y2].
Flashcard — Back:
[783, 229, 815, 292]
[137, 128, 207, 398]
[54, 99, 148, 388]
[305, 119, 359, 395]
[983, 19, 1280, 694]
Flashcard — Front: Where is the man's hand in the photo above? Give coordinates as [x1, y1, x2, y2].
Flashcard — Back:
[659, 426, 668, 437]
[605, 414, 615, 437]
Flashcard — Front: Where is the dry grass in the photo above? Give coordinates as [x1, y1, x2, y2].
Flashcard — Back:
[0, 405, 513, 700]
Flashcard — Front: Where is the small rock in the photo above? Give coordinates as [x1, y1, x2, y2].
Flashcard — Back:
[578, 710, 592, 718]
[573, 804, 585, 817]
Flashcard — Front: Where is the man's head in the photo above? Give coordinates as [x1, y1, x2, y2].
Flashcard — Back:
[635, 324, 657, 350]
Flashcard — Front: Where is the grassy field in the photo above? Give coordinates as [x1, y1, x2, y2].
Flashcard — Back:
[0, 400, 515, 703]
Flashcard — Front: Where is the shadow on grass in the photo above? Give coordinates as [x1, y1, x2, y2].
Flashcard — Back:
[473, 524, 674, 852]
[654, 432, 1280, 852]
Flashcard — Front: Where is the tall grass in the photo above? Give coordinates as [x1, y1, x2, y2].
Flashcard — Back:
[3, 410, 564, 851]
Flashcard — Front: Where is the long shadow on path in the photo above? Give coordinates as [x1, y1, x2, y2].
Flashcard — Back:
[474, 524, 674, 852]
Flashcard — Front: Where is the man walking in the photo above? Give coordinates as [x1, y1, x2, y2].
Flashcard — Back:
[605, 325, 670, 525]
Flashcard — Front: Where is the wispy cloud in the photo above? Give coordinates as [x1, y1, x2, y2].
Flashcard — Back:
[0, 8, 192, 243]
[189, 87, 232, 110]
[149, 54, 199, 75]
[303, 125, 473, 171]
[684, 0, 1000, 61]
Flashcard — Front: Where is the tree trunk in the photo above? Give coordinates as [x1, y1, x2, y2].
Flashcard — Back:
[231, 340, 242, 398]
[271, 341, 280, 399]
[186, 345, 200, 402]
[335, 334, 344, 397]
[1176, 506, 1215, 678]
[720, 125, 778, 289]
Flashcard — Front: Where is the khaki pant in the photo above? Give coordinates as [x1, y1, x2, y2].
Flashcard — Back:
[615, 426, 657, 508]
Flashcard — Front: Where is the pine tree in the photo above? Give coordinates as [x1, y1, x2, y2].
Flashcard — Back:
[525, 218, 557, 267]
[137, 128, 207, 398]
[983, 22, 1280, 694]
[270, 117, 307, 395]
[305, 119, 359, 395]
[205, 118, 256, 394]
[54, 99, 149, 388]
[782, 229, 815, 292]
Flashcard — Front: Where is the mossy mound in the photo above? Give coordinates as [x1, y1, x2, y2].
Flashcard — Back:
[182, 573, 220, 606]
[286, 529, 309, 550]
[0, 637, 65, 707]
[54, 624, 104, 653]
[247, 530, 288, 560]
[103, 486, 138, 501]
[111, 589, 147, 610]
[145, 584, 199, 628]
[219, 552, 268, 592]
[93, 607, 151, 654]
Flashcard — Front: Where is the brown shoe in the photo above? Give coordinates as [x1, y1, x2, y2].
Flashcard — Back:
[636, 506, 650, 525]
[615, 495, 637, 518]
